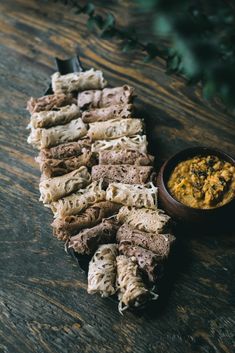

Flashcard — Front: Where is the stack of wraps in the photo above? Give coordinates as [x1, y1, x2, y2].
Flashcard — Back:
[26, 67, 175, 314]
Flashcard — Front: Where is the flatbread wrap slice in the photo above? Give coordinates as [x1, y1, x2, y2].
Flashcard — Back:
[106, 182, 158, 209]
[50, 180, 106, 218]
[88, 118, 143, 141]
[37, 151, 96, 178]
[38, 139, 91, 160]
[78, 85, 134, 109]
[28, 104, 80, 129]
[99, 149, 154, 166]
[117, 224, 175, 260]
[52, 69, 107, 94]
[116, 255, 158, 313]
[27, 93, 76, 114]
[117, 206, 171, 234]
[88, 244, 118, 297]
[91, 165, 153, 185]
[82, 104, 132, 123]
[92, 135, 148, 154]
[27, 118, 87, 149]
[52, 201, 121, 240]
[118, 242, 161, 282]
[68, 219, 119, 255]
[39, 166, 91, 204]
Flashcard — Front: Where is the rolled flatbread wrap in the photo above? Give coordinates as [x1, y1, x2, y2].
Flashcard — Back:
[29, 104, 80, 129]
[88, 244, 118, 297]
[52, 201, 121, 240]
[38, 139, 91, 160]
[92, 165, 153, 185]
[82, 104, 132, 123]
[37, 151, 96, 178]
[118, 243, 161, 282]
[27, 93, 76, 114]
[68, 219, 119, 255]
[116, 256, 158, 313]
[92, 135, 148, 154]
[88, 118, 143, 141]
[27, 118, 87, 149]
[117, 224, 175, 260]
[106, 182, 158, 209]
[50, 180, 106, 217]
[52, 69, 107, 94]
[39, 166, 91, 204]
[78, 85, 134, 109]
[117, 206, 171, 234]
[99, 149, 154, 166]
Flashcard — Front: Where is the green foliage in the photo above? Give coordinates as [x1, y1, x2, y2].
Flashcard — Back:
[54, 0, 235, 109]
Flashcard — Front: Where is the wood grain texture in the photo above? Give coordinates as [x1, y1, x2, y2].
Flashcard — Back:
[0, 1, 235, 352]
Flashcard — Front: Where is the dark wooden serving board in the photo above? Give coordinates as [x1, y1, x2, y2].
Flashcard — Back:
[0, 1, 235, 353]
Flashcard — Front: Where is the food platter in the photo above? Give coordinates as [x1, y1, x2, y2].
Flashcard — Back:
[26, 53, 235, 314]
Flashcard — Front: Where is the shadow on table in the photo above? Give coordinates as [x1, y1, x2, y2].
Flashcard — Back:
[132, 219, 234, 319]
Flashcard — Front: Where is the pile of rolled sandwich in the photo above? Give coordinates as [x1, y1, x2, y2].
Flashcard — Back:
[27, 67, 175, 314]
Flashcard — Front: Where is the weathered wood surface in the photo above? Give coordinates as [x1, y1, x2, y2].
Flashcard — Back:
[0, 1, 235, 352]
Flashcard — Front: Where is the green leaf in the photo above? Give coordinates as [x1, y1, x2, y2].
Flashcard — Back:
[154, 15, 172, 35]
[84, 3, 95, 16]
[102, 13, 115, 32]
[135, 0, 157, 11]
[202, 81, 217, 100]
[167, 48, 176, 57]
[171, 55, 179, 69]
[166, 54, 181, 74]
[122, 40, 137, 53]
[87, 17, 96, 31]
[55, 0, 235, 109]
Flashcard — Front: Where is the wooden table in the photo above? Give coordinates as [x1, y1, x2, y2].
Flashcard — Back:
[0, 1, 235, 352]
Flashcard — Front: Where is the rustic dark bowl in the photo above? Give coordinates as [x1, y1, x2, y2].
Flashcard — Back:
[157, 147, 235, 229]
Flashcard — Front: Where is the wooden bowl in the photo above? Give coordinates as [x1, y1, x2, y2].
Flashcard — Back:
[157, 147, 235, 228]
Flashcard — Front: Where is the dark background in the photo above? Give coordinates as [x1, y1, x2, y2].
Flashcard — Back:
[0, 1, 235, 352]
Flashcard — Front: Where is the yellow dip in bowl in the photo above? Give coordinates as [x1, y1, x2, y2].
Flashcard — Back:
[167, 155, 235, 209]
